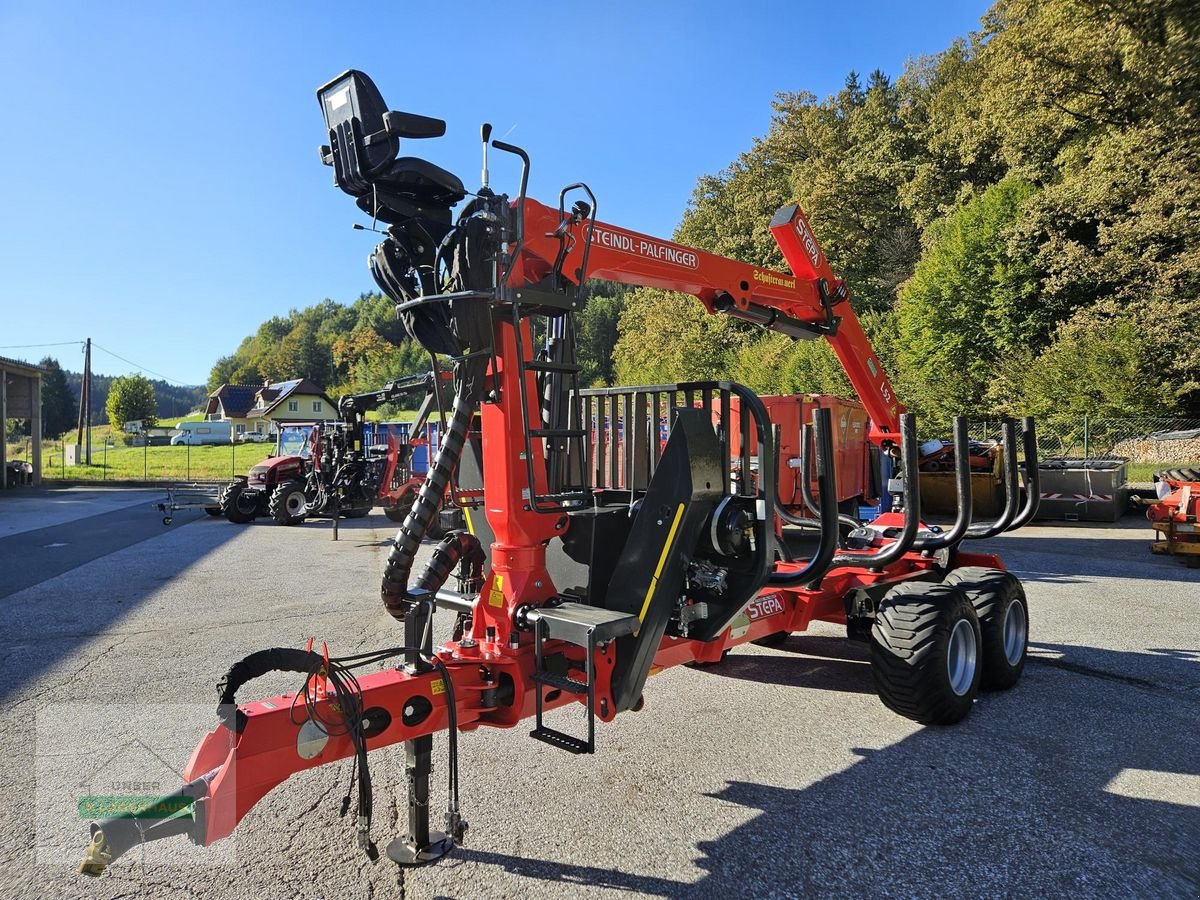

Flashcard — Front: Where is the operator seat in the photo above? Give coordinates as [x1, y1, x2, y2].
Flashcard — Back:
[317, 69, 465, 226]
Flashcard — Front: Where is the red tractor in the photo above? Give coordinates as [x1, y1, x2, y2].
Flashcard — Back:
[217, 424, 319, 524]
[81, 70, 1041, 878]
[218, 372, 446, 526]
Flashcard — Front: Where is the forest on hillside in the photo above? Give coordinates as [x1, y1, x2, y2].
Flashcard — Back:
[211, 0, 1199, 432]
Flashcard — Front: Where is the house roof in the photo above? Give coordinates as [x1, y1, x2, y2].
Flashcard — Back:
[246, 378, 334, 419]
[0, 355, 46, 377]
[205, 383, 262, 419]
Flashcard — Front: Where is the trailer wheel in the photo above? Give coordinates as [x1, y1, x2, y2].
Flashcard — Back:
[203, 506, 222, 517]
[869, 582, 981, 725]
[269, 481, 309, 526]
[220, 482, 257, 524]
[944, 567, 1028, 690]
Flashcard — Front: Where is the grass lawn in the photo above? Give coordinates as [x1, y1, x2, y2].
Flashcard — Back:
[6, 414, 425, 483]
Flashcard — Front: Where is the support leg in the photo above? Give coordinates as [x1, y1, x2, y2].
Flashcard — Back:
[386, 599, 454, 866]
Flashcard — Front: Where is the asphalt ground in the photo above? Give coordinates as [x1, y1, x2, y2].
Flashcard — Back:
[0, 489, 1196, 899]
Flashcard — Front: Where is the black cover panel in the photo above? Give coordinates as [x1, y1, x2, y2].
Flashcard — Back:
[605, 409, 724, 711]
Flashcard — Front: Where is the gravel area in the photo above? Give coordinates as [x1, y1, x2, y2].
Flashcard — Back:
[0, 494, 1196, 899]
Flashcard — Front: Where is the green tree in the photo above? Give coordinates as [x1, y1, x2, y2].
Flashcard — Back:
[613, 289, 747, 385]
[106, 374, 158, 432]
[894, 177, 1042, 423]
[39, 357, 77, 438]
[576, 281, 630, 386]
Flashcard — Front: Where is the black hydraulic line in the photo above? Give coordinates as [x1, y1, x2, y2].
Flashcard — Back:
[962, 418, 1020, 540]
[413, 531, 485, 595]
[769, 408, 839, 588]
[381, 392, 474, 616]
[1006, 417, 1041, 530]
[912, 416, 974, 551]
[828, 413, 921, 571]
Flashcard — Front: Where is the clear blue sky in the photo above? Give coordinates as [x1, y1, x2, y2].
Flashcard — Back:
[0, 0, 988, 388]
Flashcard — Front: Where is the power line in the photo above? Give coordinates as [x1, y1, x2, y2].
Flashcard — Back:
[91, 342, 188, 385]
[0, 341, 84, 350]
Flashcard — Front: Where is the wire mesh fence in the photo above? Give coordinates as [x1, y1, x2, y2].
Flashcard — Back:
[969, 416, 1200, 481]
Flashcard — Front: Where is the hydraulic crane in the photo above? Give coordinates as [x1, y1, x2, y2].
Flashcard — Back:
[80, 69, 1040, 877]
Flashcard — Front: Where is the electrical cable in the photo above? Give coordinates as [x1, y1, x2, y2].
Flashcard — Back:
[277, 645, 463, 855]
[0, 341, 84, 349]
[90, 342, 187, 385]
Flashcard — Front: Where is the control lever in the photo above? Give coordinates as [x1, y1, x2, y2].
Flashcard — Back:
[480, 123, 493, 190]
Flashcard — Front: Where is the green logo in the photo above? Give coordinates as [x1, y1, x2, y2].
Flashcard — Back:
[77, 796, 194, 820]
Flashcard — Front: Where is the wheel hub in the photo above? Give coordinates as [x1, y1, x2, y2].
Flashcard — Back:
[1003, 600, 1027, 666]
[946, 618, 977, 696]
[286, 492, 307, 516]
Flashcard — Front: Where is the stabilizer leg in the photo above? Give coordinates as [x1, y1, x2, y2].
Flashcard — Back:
[386, 599, 454, 866]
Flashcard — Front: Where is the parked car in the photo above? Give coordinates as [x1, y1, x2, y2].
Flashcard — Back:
[235, 429, 276, 444]
[170, 421, 233, 446]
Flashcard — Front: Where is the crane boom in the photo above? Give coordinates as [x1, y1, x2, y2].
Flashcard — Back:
[513, 199, 903, 439]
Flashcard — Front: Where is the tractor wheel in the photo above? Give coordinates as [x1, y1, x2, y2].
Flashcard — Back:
[943, 567, 1028, 691]
[383, 489, 416, 524]
[220, 482, 258, 524]
[269, 481, 310, 526]
[869, 582, 981, 725]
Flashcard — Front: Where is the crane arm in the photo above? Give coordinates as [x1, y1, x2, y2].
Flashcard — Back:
[512, 198, 903, 440]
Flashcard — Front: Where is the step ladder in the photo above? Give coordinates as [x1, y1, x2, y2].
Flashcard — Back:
[527, 602, 640, 754]
[507, 286, 594, 512]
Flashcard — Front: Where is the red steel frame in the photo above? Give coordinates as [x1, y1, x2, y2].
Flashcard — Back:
[177, 199, 1000, 848]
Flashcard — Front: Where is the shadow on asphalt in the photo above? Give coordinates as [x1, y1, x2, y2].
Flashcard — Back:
[696, 635, 876, 695]
[443, 642, 1199, 896]
[1, 510, 243, 706]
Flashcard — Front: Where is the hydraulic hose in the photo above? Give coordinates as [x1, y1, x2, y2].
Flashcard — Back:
[413, 531, 485, 595]
[381, 392, 474, 617]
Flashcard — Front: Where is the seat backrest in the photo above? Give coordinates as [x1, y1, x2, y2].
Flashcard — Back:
[317, 70, 396, 193]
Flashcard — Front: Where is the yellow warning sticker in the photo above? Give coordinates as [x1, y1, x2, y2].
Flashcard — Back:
[430, 680, 445, 696]
[488, 574, 505, 608]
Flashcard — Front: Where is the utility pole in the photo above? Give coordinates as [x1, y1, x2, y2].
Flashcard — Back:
[75, 338, 93, 465]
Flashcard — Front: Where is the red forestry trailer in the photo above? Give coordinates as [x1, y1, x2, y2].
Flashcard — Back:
[80, 71, 1040, 877]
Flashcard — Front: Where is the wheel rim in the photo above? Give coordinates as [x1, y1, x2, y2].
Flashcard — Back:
[236, 493, 257, 515]
[1003, 600, 1027, 666]
[946, 618, 977, 696]
[285, 492, 307, 516]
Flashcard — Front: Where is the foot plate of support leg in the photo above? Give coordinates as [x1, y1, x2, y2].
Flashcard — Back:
[385, 831, 454, 867]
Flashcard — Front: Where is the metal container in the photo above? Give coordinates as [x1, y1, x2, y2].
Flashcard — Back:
[919, 471, 1004, 518]
[1036, 457, 1128, 522]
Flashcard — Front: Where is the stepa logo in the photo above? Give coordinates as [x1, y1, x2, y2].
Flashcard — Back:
[745, 593, 785, 621]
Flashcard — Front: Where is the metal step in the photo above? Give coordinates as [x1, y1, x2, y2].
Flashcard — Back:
[530, 726, 591, 754]
[528, 602, 640, 647]
[531, 670, 588, 694]
[528, 602, 641, 755]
